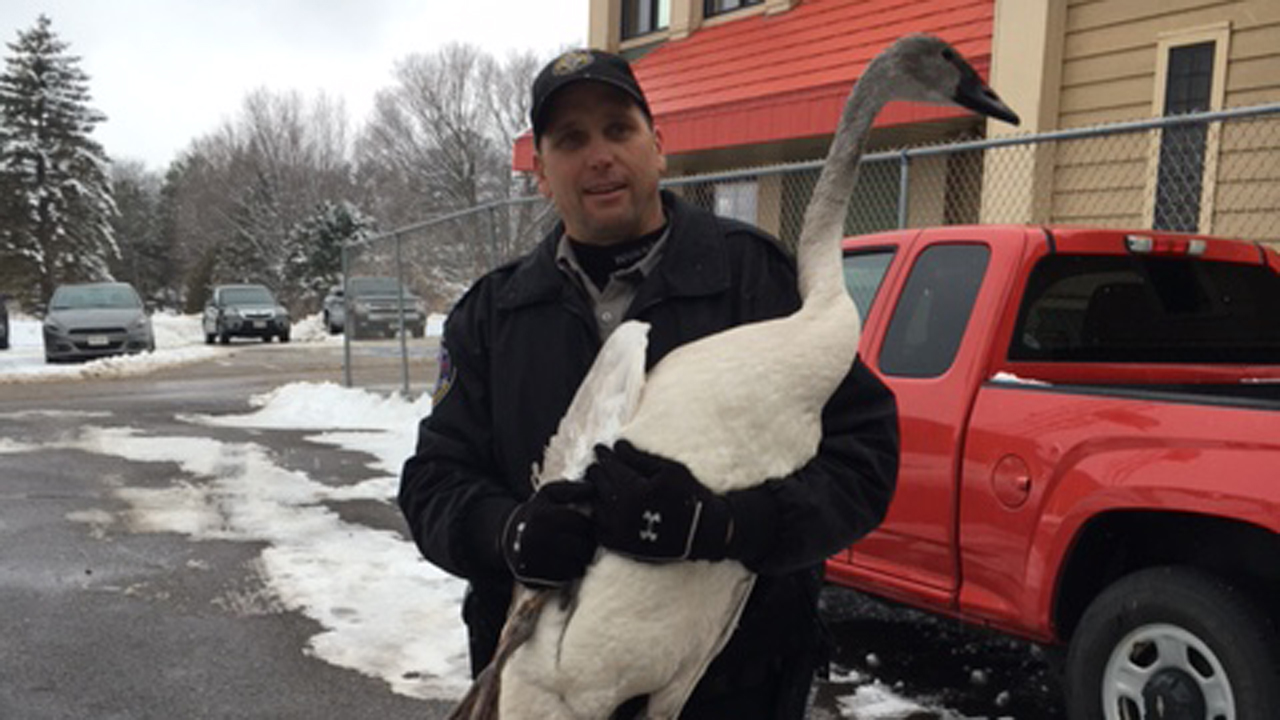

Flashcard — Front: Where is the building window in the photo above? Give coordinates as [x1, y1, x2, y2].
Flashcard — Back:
[1153, 41, 1215, 232]
[623, 0, 669, 39]
[704, 0, 763, 19]
[714, 180, 758, 224]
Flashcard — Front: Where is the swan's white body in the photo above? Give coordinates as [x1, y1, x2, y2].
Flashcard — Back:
[486, 34, 1017, 719]
[500, 296, 859, 718]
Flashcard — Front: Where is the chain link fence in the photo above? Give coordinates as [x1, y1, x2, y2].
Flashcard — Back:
[341, 103, 1280, 395]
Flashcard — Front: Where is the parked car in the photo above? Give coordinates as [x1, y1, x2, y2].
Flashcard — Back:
[0, 294, 9, 350]
[42, 282, 154, 362]
[203, 284, 291, 344]
[825, 225, 1280, 719]
[332, 276, 426, 339]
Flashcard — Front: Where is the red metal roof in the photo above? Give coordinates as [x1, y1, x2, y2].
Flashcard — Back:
[512, 0, 995, 170]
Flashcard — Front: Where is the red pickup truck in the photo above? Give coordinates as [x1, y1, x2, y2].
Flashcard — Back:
[826, 225, 1280, 720]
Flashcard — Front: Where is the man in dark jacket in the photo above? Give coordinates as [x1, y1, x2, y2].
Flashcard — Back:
[399, 48, 899, 718]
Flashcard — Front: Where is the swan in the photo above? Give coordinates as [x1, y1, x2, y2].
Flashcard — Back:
[452, 33, 1019, 720]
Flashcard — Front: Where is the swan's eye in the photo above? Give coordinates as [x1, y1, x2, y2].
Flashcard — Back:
[941, 47, 958, 62]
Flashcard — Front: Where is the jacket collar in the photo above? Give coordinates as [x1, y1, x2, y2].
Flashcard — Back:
[496, 190, 731, 311]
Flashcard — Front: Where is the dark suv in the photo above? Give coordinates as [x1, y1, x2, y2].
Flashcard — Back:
[338, 277, 426, 339]
[203, 284, 291, 344]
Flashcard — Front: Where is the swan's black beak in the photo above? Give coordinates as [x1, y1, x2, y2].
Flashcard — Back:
[955, 69, 1020, 126]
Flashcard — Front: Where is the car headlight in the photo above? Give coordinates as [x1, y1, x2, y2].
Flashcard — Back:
[225, 308, 242, 318]
[131, 317, 150, 332]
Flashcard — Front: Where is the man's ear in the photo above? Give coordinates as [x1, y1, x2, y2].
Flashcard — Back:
[653, 125, 668, 175]
[533, 151, 553, 199]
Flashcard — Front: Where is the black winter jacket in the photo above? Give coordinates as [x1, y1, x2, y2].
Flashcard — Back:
[399, 191, 899, 709]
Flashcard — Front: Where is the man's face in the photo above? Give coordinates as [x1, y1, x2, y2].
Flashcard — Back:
[534, 82, 667, 246]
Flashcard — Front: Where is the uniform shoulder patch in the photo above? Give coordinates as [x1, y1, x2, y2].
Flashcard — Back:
[432, 343, 456, 407]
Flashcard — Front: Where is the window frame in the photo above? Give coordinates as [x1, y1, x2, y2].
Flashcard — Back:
[1143, 22, 1230, 234]
[621, 0, 669, 40]
[713, 179, 759, 224]
[703, 0, 763, 20]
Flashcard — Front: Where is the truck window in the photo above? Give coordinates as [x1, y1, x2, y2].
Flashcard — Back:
[879, 244, 990, 377]
[842, 249, 895, 317]
[1009, 255, 1280, 363]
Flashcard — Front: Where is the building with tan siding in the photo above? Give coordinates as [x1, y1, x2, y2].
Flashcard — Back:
[989, 0, 1280, 242]
[524, 0, 1280, 244]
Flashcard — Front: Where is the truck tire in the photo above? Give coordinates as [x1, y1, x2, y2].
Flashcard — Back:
[1065, 565, 1279, 720]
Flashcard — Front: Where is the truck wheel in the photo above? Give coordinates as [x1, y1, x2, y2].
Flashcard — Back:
[1066, 565, 1279, 720]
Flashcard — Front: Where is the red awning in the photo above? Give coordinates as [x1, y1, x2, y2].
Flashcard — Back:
[512, 0, 994, 171]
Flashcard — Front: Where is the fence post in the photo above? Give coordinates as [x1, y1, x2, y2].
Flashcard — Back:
[488, 206, 500, 267]
[341, 241, 352, 389]
[897, 150, 910, 229]
[395, 231, 410, 397]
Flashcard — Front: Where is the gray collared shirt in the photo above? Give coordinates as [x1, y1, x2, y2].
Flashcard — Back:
[555, 226, 671, 339]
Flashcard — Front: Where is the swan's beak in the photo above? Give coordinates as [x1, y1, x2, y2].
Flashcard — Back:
[954, 72, 1021, 126]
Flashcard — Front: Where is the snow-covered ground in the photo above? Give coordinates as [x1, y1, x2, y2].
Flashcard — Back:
[0, 313, 986, 718]
[0, 310, 347, 383]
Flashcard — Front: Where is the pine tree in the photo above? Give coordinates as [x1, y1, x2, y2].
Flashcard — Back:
[0, 14, 117, 302]
[110, 160, 173, 307]
[284, 200, 376, 308]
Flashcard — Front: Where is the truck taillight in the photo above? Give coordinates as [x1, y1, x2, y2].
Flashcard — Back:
[1125, 234, 1206, 256]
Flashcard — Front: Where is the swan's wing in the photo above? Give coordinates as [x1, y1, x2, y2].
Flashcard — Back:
[534, 320, 650, 486]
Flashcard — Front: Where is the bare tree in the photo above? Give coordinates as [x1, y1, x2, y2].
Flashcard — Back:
[355, 43, 556, 296]
[160, 89, 357, 311]
[479, 49, 557, 265]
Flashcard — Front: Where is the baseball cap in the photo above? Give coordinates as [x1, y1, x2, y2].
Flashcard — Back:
[531, 49, 652, 143]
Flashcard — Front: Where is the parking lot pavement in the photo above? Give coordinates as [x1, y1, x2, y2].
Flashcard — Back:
[0, 342, 451, 720]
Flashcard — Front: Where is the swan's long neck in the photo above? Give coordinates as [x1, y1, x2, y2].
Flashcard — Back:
[797, 54, 894, 306]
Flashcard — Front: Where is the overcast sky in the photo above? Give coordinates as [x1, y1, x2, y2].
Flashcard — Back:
[1, 1, 588, 170]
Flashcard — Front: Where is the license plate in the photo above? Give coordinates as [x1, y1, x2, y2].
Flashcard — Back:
[253, 321, 266, 329]
[87, 335, 109, 347]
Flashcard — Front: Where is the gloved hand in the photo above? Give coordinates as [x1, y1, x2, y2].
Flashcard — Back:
[501, 481, 597, 588]
[585, 441, 778, 564]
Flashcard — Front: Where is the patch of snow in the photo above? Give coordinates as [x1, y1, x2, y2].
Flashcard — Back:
[0, 311, 355, 384]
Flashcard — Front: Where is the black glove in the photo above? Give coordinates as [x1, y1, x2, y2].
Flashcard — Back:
[501, 481, 597, 588]
[585, 441, 778, 564]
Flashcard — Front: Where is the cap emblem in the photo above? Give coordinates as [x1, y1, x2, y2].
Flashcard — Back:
[552, 51, 594, 76]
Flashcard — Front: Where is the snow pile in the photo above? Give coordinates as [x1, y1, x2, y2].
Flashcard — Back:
[0, 310, 437, 384]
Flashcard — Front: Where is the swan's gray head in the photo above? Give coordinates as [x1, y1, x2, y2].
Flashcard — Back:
[883, 34, 1020, 126]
